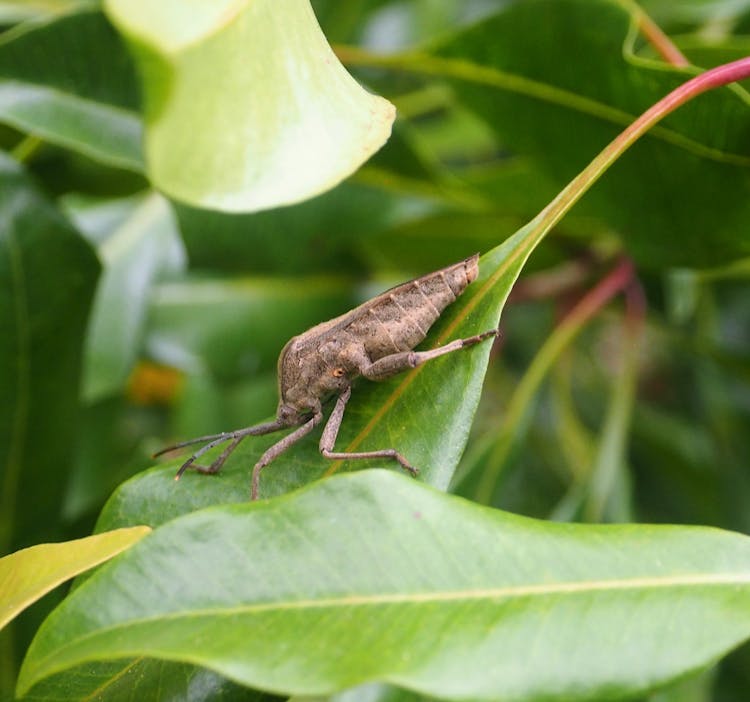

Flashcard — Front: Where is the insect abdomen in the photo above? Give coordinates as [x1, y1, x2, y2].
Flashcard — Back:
[346, 254, 479, 359]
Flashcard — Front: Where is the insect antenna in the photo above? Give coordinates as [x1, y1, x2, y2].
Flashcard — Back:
[153, 433, 234, 458]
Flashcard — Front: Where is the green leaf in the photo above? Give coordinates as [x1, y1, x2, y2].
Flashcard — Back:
[145, 275, 356, 379]
[64, 192, 186, 402]
[404, 0, 750, 268]
[94, 15, 750, 526]
[0, 10, 143, 170]
[20, 658, 277, 702]
[0, 527, 150, 631]
[0, 1, 90, 24]
[174, 181, 399, 275]
[0, 151, 100, 554]
[104, 0, 396, 212]
[18, 471, 750, 700]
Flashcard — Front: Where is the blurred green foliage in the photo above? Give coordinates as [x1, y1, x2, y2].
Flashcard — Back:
[1, 0, 749, 700]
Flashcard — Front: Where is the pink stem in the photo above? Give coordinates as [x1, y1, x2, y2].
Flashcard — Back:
[638, 12, 689, 67]
[537, 56, 750, 234]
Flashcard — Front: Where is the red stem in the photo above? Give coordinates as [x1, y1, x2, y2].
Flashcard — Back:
[638, 12, 689, 67]
[537, 56, 750, 234]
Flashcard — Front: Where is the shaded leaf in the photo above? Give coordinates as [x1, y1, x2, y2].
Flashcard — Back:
[175, 180, 399, 275]
[0, 151, 100, 553]
[0, 527, 150, 630]
[0, 10, 143, 170]
[145, 276, 355, 379]
[65, 192, 186, 402]
[18, 471, 750, 700]
[61, 396, 157, 524]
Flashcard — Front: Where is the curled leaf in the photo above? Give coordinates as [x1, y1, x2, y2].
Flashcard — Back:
[104, 0, 396, 212]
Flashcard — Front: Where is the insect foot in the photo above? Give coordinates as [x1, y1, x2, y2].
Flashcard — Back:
[154, 255, 498, 500]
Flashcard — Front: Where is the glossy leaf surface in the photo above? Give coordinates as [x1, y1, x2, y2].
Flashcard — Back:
[19, 471, 750, 700]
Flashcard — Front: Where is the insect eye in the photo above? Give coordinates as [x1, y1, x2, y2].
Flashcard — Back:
[332, 367, 345, 378]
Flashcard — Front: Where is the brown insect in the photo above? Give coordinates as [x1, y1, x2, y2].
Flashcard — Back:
[155, 253, 497, 499]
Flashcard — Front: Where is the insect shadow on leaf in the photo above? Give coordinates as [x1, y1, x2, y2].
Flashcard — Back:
[154, 253, 498, 499]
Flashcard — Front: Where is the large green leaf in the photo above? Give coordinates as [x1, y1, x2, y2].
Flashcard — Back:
[0, 10, 143, 170]
[0, 151, 100, 554]
[104, 0, 395, 212]
[362, 0, 750, 268]
[18, 471, 750, 700]
[0, 527, 150, 630]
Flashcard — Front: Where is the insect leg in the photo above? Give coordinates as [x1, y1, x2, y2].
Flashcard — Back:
[158, 419, 287, 480]
[252, 412, 323, 500]
[188, 434, 247, 476]
[319, 386, 418, 477]
[361, 328, 498, 381]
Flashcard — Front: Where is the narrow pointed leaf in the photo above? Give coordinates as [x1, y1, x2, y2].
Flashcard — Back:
[66, 192, 186, 402]
[96, 33, 750, 531]
[0, 527, 150, 630]
[18, 471, 750, 700]
[0, 10, 143, 170]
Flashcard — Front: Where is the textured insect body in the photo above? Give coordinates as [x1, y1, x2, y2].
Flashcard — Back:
[277, 255, 479, 424]
[156, 253, 496, 499]
[347, 255, 478, 355]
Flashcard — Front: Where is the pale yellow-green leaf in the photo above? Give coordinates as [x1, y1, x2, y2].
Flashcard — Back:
[0, 526, 150, 630]
[104, 0, 396, 212]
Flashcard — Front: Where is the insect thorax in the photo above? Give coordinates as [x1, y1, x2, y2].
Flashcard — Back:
[277, 339, 352, 416]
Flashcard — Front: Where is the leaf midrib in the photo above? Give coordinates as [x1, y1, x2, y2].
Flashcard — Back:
[41, 571, 750, 641]
[23, 570, 750, 689]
